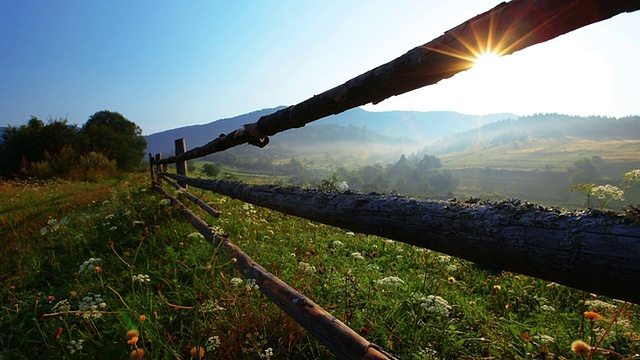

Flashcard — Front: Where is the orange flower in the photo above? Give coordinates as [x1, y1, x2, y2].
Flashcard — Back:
[94, 266, 102, 273]
[139, 314, 147, 322]
[130, 348, 145, 359]
[127, 336, 139, 346]
[584, 311, 600, 320]
[190, 346, 205, 359]
[126, 329, 140, 346]
[571, 340, 591, 356]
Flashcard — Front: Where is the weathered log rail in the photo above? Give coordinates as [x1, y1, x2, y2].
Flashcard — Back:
[154, 0, 640, 166]
[160, 173, 640, 304]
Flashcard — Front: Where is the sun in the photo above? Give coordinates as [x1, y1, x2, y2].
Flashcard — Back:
[472, 51, 502, 71]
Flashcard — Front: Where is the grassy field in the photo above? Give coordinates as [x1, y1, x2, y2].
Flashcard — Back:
[1, 172, 639, 359]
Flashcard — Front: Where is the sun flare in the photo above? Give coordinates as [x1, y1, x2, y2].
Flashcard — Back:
[472, 51, 502, 70]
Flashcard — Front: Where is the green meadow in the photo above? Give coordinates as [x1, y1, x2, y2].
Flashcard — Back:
[1, 172, 639, 359]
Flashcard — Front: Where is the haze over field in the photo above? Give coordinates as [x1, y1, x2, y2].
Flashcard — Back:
[1, 1, 639, 134]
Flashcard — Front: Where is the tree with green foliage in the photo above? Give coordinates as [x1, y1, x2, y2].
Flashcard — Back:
[0, 117, 79, 177]
[202, 163, 220, 177]
[80, 110, 147, 171]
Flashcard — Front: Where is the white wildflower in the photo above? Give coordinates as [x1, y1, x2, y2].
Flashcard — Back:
[77, 294, 106, 319]
[260, 347, 273, 359]
[591, 184, 624, 201]
[351, 252, 364, 260]
[533, 335, 556, 344]
[374, 276, 404, 287]
[585, 299, 617, 311]
[331, 240, 344, 247]
[298, 261, 316, 275]
[199, 300, 226, 314]
[52, 299, 71, 313]
[132, 274, 151, 283]
[540, 304, 556, 312]
[345, 231, 355, 236]
[206, 336, 221, 352]
[67, 339, 85, 354]
[78, 257, 101, 274]
[437, 255, 451, 263]
[245, 278, 259, 291]
[230, 277, 244, 287]
[420, 295, 452, 317]
[187, 232, 205, 239]
[159, 199, 171, 206]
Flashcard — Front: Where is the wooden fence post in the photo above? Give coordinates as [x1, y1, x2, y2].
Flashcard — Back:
[154, 153, 163, 190]
[148, 153, 155, 187]
[175, 138, 187, 189]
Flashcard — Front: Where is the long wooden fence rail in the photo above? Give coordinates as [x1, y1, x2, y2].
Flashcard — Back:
[150, 1, 640, 358]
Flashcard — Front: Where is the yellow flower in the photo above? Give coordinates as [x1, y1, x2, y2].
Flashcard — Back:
[493, 285, 501, 292]
[448, 277, 457, 284]
[584, 311, 600, 320]
[571, 340, 591, 356]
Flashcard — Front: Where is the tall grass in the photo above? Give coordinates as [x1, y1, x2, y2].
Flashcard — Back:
[1, 173, 638, 359]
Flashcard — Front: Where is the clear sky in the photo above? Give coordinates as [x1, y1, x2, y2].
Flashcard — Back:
[1, 1, 639, 135]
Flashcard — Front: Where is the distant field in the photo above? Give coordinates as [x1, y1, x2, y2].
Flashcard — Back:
[440, 137, 640, 172]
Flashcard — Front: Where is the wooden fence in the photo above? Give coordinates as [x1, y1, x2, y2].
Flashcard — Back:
[150, 1, 640, 358]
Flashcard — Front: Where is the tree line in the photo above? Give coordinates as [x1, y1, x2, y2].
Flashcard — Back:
[0, 110, 147, 180]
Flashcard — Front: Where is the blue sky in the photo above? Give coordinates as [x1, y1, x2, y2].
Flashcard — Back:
[1, 1, 639, 135]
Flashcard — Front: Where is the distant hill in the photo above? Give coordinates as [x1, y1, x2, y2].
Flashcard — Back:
[426, 114, 640, 156]
[145, 107, 515, 156]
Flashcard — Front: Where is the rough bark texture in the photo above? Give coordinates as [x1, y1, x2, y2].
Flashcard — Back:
[163, 174, 640, 304]
[154, 184, 396, 360]
[155, 0, 639, 165]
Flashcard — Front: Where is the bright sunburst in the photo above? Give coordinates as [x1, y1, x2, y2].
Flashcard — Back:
[472, 51, 502, 70]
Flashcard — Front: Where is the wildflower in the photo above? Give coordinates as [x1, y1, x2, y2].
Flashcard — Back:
[332, 240, 344, 247]
[260, 347, 274, 359]
[230, 277, 243, 287]
[446, 264, 458, 272]
[437, 255, 451, 263]
[130, 348, 145, 359]
[493, 285, 502, 292]
[584, 299, 617, 312]
[298, 261, 316, 275]
[199, 299, 226, 314]
[374, 276, 404, 287]
[132, 274, 151, 283]
[126, 329, 140, 346]
[571, 340, 592, 356]
[77, 294, 107, 318]
[533, 335, 555, 344]
[540, 305, 556, 312]
[48, 295, 55, 302]
[78, 258, 101, 274]
[584, 311, 601, 320]
[345, 231, 355, 236]
[190, 346, 205, 359]
[159, 199, 171, 206]
[623, 169, 640, 180]
[48, 325, 61, 341]
[447, 277, 457, 284]
[94, 266, 102, 273]
[419, 295, 452, 317]
[139, 314, 147, 322]
[351, 252, 364, 260]
[206, 336, 221, 352]
[67, 339, 84, 354]
[591, 184, 624, 201]
[245, 278, 259, 291]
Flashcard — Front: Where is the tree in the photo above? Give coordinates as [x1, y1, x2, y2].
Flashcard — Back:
[202, 163, 220, 177]
[80, 110, 146, 171]
[0, 117, 79, 177]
